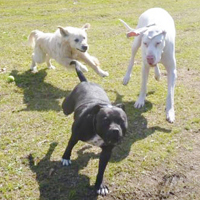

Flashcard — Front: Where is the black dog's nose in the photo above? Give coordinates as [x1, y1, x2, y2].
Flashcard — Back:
[107, 128, 122, 145]
[82, 45, 88, 52]
[112, 128, 121, 142]
[112, 128, 119, 135]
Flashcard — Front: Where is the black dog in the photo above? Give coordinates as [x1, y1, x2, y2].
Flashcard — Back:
[61, 63, 128, 196]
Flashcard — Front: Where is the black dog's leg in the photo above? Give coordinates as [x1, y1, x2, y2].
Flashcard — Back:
[95, 146, 113, 196]
[62, 136, 78, 166]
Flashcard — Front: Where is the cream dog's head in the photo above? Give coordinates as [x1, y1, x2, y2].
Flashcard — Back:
[58, 23, 90, 52]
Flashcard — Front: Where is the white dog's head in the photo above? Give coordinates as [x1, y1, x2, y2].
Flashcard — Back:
[119, 19, 166, 67]
[141, 27, 166, 66]
[58, 23, 90, 53]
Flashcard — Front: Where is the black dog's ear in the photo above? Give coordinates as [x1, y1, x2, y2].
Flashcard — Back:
[90, 104, 103, 115]
[115, 103, 125, 111]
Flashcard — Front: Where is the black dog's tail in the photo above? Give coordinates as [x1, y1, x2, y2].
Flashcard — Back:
[71, 61, 87, 82]
[76, 65, 87, 82]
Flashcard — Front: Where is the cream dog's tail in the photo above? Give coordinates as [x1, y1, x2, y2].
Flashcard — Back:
[28, 30, 42, 48]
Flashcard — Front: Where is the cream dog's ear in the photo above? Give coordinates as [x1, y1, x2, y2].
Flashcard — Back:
[58, 26, 69, 37]
[82, 23, 90, 31]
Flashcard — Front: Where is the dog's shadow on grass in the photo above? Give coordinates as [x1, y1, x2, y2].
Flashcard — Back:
[111, 91, 172, 162]
[28, 142, 98, 200]
[10, 69, 69, 112]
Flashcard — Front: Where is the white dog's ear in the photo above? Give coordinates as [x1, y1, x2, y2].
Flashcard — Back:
[58, 26, 69, 37]
[82, 23, 90, 31]
[127, 30, 142, 37]
[126, 26, 152, 38]
[148, 29, 167, 39]
[162, 30, 167, 37]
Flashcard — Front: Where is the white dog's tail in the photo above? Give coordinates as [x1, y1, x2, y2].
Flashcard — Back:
[28, 30, 42, 48]
[119, 19, 133, 31]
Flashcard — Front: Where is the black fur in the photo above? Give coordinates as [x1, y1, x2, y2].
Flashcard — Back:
[70, 61, 87, 82]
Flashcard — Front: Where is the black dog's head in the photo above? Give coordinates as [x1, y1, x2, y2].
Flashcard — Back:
[93, 104, 128, 146]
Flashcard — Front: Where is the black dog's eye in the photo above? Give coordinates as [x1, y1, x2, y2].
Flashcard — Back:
[103, 117, 110, 126]
[74, 38, 79, 43]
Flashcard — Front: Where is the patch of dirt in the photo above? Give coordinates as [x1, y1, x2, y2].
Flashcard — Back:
[158, 173, 188, 199]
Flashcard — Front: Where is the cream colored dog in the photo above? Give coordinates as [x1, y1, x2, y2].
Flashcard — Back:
[28, 23, 109, 77]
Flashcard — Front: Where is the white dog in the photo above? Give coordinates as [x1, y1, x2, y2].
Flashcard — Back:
[120, 8, 177, 123]
[28, 23, 109, 77]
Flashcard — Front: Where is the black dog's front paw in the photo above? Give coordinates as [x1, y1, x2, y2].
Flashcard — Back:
[61, 158, 71, 166]
[96, 184, 109, 196]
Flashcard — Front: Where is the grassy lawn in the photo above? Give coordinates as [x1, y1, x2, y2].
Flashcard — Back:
[0, 0, 200, 199]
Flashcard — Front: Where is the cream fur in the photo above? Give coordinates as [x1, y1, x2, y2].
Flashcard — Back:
[28, 24, 109, 77]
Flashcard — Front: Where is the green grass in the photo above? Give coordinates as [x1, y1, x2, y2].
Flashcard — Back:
[1, 0, 200, 199]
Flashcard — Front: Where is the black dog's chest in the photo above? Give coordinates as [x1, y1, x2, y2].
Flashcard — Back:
[87, 134, 104, 147]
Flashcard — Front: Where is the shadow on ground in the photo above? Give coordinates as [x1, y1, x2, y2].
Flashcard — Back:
[28, 143, 99, 200]
[110, 91, 171, 162]
[11, 69, 69, 112]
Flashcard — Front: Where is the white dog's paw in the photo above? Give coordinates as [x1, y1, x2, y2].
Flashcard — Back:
[31, 66, 38, 73]
[166, 109, 175, 123]
[79, 64, 88, 72]
[31, 70, 38, 74]
[96, 185, 109, 196]
[31, 69, 38, 73]
[123, 74, 130, 85]
[61, 159, 72, 166]
[48, 65, 56, 70]
[99, 70, 109, 77]
[134, 99, 145, 108]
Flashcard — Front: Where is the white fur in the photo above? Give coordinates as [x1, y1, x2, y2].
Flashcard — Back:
[61, 158, 71, 166]
[120, 8, 177, 123]
[97, 187, 109, 196]
[28, 24, 109, 77]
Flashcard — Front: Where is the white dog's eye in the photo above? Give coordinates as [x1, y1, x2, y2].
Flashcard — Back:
[143, 42, 148, 47]
[156, 42, 161, 47]
[74, 38, 79, 43]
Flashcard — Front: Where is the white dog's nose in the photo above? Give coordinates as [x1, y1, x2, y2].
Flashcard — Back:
[147, 55, 155, 65]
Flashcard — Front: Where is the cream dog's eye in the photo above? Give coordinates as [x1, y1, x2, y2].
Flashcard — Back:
[74, 38, 79, 42]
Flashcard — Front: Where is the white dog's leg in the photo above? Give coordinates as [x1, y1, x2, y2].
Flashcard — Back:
[46, 55, 55, 70]
[30, 54, 38, 73]
[123, 36, 141, 85]
[165, 64, 177, 123]
[154, 65, 161, 81]
[78, 52, 109, 77]
[68, 59, 88, 72]
[134, 64, 150, 108]
[75, 61, 88, 72]
[31, 46, 46, 73]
